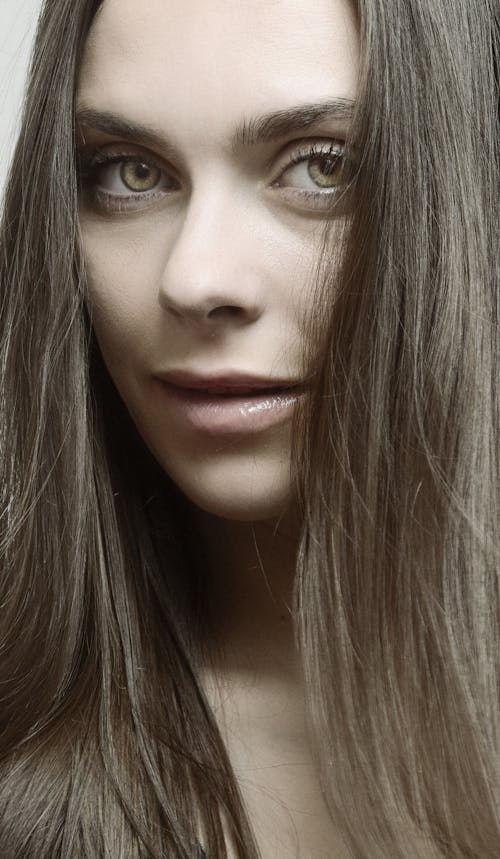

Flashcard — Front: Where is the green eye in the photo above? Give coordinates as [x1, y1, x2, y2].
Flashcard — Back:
[308, 154, 343, 188]
[274, 141, 347, 198]
[120, 161, 162, 192]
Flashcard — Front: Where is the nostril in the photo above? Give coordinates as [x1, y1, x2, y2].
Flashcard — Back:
[208, 305, 243, 318]
[159, 287, 263, 325]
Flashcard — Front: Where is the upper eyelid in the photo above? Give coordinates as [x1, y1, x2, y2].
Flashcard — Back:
[279, 139, 345, 165]
[79, 144, 176, 174]
[76, 119, 182, 169]
[78, 135, 346, 179]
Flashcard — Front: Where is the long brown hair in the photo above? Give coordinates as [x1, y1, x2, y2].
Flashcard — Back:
[297, 3, 499, 857]
[0, 1, 498, 857]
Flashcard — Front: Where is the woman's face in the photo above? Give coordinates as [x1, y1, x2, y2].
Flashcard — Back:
[77, 0, 358, 521]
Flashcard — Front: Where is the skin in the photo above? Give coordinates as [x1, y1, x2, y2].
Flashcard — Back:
[77, 1, 358, 855]
[77, 0, 359, 523]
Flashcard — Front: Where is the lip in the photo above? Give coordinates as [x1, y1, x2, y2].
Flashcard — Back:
[153, 370, 305, 436]
[155, 369, 302, 392]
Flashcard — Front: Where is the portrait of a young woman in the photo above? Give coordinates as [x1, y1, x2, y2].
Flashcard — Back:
[0, 1, 498, 857]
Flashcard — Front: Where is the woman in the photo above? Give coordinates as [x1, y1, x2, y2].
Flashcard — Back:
[0, 0, 498, 856]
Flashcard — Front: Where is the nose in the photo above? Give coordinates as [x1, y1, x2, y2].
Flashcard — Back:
[158, 187, 264, 329]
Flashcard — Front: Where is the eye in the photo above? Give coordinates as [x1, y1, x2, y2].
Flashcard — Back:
[93, 156, 177, 196]
[275, 141, 346, 194]
[118, 160, 163, 192]
[77, 149, 180, 211]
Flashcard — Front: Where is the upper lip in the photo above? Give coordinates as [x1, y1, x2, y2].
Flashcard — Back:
[154, 370, 303, 393]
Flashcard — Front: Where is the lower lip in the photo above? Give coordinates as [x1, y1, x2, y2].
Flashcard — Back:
[156, 382, 304, 435]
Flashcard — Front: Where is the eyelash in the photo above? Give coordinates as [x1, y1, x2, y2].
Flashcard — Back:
[77, 140, 348, 213]
[281, 141, 343, 174]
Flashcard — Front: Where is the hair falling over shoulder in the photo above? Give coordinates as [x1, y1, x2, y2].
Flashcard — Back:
[0, 0, 498, 857]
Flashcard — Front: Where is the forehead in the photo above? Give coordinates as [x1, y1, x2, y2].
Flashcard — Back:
[77, 0, 359, 140]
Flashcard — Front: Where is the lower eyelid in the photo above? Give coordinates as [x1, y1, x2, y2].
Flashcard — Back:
[271, 184, 352, 216]
[276, 187, 338, 204]
[89, 187, 344, 215]
[88, 185, 172, 213]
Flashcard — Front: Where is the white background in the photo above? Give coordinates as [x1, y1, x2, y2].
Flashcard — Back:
[0, 0, 43, 201]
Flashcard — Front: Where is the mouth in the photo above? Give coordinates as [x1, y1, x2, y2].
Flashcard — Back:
[186, 384, 295, 396]
[153, 371, 305, 435]
[156, 370, 303, 393]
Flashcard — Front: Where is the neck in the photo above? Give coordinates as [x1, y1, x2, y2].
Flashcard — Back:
[194, 509, 301, 677]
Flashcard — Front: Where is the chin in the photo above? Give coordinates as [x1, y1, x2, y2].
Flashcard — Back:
[183, 490, 290, 523]
[159, 450, 294, 523]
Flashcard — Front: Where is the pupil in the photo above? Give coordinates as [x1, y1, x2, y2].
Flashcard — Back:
[320, 157, 337, 175]
[135, 163, 151, 179]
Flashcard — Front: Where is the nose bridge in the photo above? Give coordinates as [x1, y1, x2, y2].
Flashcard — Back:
[159, 180, 262, 324]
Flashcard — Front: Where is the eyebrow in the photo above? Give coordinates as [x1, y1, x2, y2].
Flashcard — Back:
[234, 98, 355, 148]
[75, 98, 355, 154]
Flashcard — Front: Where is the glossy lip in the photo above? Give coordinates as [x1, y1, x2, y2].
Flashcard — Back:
[153, 369, 305, 436]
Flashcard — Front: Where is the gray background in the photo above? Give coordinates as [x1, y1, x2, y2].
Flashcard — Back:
[0, 0, 42, 201]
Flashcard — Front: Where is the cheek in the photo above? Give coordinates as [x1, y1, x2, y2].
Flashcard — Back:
[81, 217, 163, 359]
